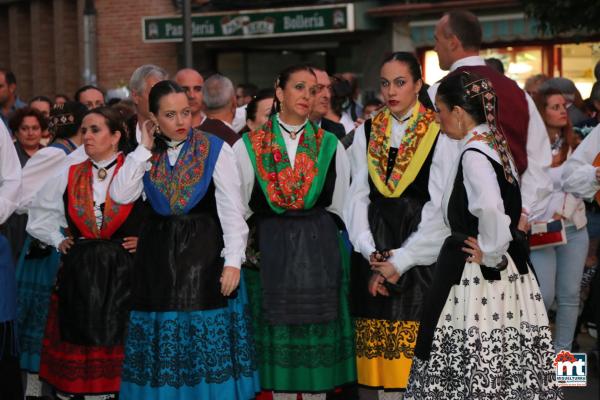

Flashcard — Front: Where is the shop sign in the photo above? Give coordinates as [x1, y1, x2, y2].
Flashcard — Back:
[143, 3, 354, 42]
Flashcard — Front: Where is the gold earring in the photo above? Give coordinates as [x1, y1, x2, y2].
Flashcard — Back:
[458, 119, 463, 132]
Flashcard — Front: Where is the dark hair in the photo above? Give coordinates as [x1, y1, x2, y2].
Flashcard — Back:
[29, 95, 52, 108]
[148, 80, 184, 115]
[0, 69, 16, 85]
[83, 106, 129, 152]
[381, 52, 422, 82]
[485, 58, 505, 75]
[445, 10, 482, 51]
[590, 81, 600, 103]
[55, 94, 70, 102]
[237, 83, 258, 99]
[534, 87, 576, 166]
[330, 76, 352, 118]
[246, 88, 275, 122]
[50, 101, 88, 140]
[436, 72, 487, 125]
[9, 107, 47, 133]
[364, 97, 383, 108]
[74, 85, 105, 103]
[272, 65, 316, 114]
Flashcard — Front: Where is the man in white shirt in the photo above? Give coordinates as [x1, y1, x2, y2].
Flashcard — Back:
[429, 10, 553, 231]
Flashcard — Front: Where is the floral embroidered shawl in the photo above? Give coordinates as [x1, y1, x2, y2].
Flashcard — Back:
[243, 115, 338, 214]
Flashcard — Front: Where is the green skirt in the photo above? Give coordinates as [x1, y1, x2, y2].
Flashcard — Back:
[244, 235, 356, 392]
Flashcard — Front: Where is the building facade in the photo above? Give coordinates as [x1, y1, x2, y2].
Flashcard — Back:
[1, 0, 599, 101]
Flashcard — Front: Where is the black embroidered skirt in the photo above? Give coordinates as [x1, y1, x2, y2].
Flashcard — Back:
[57, 238, 133, 346]
[351, 196, 434, 321]
[257, 207, 342, 325]
[131, 212, 227, 312]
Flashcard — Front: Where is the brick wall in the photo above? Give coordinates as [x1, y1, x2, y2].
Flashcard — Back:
[0, 8, 9, 70]
[9, 3, 33, 100]
[0, 0, 179, 100]
[95, 0, 179, 90]
[31, 0, 56, 98]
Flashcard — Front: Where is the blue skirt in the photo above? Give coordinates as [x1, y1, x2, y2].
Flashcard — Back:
[120, 274, 260, 400]
[16, 235, 61, 372]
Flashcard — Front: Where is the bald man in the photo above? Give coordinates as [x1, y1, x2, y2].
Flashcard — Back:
[175, 68, 205, 128]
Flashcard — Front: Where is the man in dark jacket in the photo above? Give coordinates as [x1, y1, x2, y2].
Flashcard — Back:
[199, 74, 239, 146]
[309, 67, 346, 140]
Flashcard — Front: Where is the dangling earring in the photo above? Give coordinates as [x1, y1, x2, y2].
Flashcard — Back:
[458, 118, 463, 132]
[154, 124, 160, 135]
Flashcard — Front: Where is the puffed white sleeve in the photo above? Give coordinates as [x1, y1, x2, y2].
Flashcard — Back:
[388, 134, 457, 275]
[562, 124, 600, 200]
[109, 144, 151, 204]
[0, 121, 21, 224]
[232, 139, 255, 220]
[343, 122, 376, 261]
[213, 143, 249, 269]
[521, 94, 553, 221]
[462, 151, 512, 267]
[18, 146, 88, 214]
[26, 169, 69, 248]
[326, 141, 349, 220]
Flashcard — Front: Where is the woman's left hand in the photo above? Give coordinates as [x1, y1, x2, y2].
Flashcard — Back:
[220, 266, 240, 296]
[122, 237, 139, 253]
[462, 236, 482, 264]
[370, 260, 400, 284]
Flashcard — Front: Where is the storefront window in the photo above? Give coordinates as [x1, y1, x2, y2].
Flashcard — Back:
[561, 42, 600, 98]
[423, 47, 543, 90]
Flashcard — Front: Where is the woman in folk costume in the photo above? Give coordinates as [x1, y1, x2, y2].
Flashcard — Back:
[16, 102, 89, 398]
[26, 107, 147, 399]
[111, 80, 259, 400]
[233, 65, 354, 399]
[405, 72, 561, 399]
[344, 52, 443, 399]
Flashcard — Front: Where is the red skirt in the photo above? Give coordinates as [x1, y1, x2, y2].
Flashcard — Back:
[39, 294, 124, 395]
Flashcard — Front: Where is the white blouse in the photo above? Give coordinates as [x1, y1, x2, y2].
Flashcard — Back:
[109, 140, 248, 269]
[232, 124, 349, 221]
[17, 145, 87, 214]
[428, 56, 553, 222]
[562, 124, 600, 200]
[27, 154, 120, 248]
[344, 112, 457, 275]
[442, 124, 516, 268]
[0, 120, 21, 224]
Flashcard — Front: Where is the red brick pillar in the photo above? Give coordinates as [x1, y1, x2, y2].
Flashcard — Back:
[8, 2, 33, 100]
[31, 0, 56, 98]
[0, 8, 9, 70]
[53, 0, 81, 99]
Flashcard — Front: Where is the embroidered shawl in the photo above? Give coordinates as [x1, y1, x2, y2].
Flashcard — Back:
[67, 153, 133, 239]
[367, 102, 439, 198]
[143, 129, 223, 216]
[243, 115, 338, 214]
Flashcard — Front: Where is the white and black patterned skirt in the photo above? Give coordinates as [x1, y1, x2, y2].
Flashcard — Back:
[405, 254, 563, 399]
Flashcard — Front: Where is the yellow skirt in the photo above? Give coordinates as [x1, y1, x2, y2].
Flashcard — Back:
[355, 318, 419, 390]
